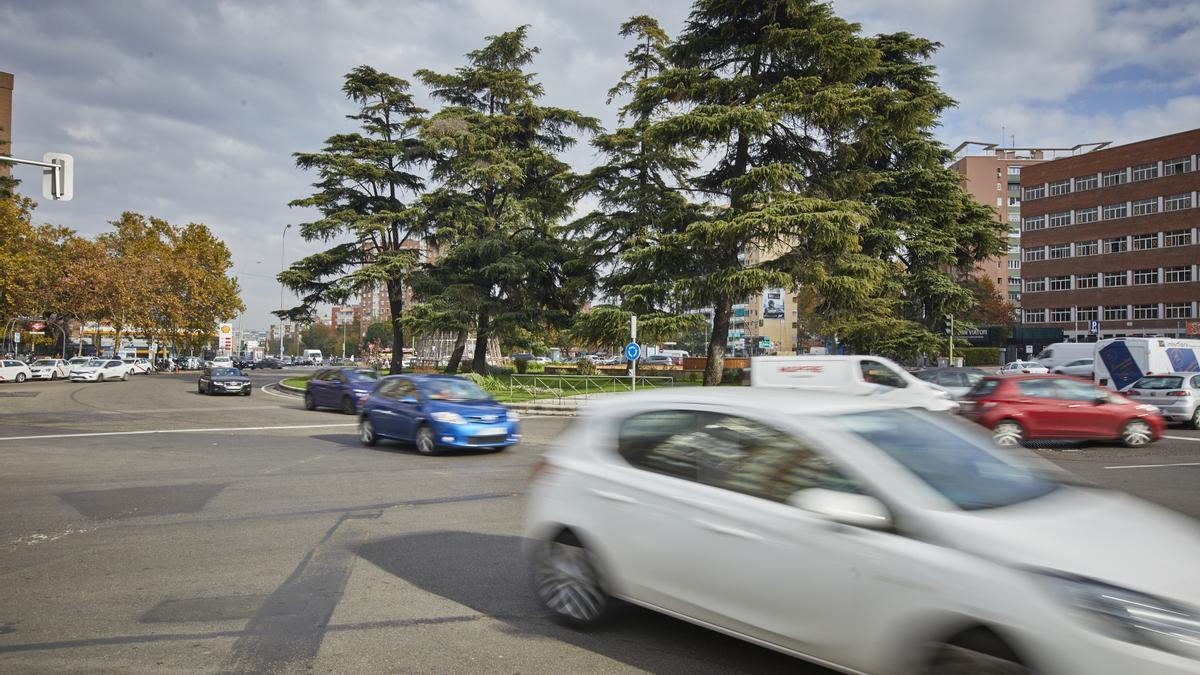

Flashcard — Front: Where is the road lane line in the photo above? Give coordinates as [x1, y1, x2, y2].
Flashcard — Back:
[0, 423, 357, 442]
[1164, 435, 1200, 442]
[1104, 462, 1200, 470]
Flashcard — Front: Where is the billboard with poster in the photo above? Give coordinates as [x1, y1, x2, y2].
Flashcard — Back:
[762, 288, 785, 319]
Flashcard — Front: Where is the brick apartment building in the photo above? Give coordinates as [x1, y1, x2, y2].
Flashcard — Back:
[1020, 128, 1200, 340]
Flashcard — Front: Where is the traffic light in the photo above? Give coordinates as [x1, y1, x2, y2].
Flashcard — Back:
[943, 313, 953, 335]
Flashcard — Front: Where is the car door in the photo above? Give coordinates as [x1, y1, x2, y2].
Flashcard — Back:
[857, 359, 911, 402]
[0, 361, 18, 380]
[1012, 379, 1069, 437]
[199, 368, 211, 390]
[390, 378, 423, 440]
[309, 370, 329, 405]
[1053, 378, 1122, 439]
[367, 379, 403, 437]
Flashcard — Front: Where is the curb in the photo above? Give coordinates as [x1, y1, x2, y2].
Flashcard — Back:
[276, 382, 305, 395]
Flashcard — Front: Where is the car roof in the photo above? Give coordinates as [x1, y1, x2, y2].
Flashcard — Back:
[984, 373, 1068, 381]
[1137, 372, 1200, 378]
[584, 387, 912, 417]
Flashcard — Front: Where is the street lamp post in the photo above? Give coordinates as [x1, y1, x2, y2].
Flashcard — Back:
[279, 225, 291, 358]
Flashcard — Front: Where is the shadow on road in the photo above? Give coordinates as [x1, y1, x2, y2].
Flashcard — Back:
[356, 530, 825, 674]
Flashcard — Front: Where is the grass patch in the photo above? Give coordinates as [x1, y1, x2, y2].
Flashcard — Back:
[473, 374, 688, 404]
[281, 376, 310, 389]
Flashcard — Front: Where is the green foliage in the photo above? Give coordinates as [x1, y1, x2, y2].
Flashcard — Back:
[364, 321, 394, 348]
[568, 305, 706, 351]
[575, 358, 599, 376]
[514, 357, 530, 374]
[960, 347, 1001, 367]
[465, 372, 507, 395]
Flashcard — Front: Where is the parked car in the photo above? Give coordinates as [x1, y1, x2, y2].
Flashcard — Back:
[197, 367, 251, 396]
[253, 358, 283, 370]
[122, 358, 154, 375]
[69, 359, 129, 382]
[1051, 358, 1094, 379]
[304, 367, 380, 415]
[66, 356, 92, 373]
[1126, 372, 1200, 428]
[525, 388, 1200, 674]
[28, 358, 70, 380]
[960, 374, 1164, 447]
[359, 375, 519, 454]
[640, 354, 676, 368]
[0, 359, 33, 383]
[999, 360, 1049, 375]
[912, 367, 989, 399]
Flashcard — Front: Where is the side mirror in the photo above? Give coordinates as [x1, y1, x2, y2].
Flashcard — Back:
[789, 488, 893, 531]
[1093, 393, 1109, 405]
[401, 396, 418, 405]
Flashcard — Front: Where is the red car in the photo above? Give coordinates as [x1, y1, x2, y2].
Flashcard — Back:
[960, 374, 1164, 447]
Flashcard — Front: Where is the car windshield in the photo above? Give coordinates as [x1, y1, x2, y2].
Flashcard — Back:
[32, 360, 56, 366]
[832, 410, 1060, 510]
[1134, 375, 1184, 390]
[87, 359, 105, 366]
[211, 368, 240, 377]
[345, 369, 380, 383]
[423, 378, 491, 402]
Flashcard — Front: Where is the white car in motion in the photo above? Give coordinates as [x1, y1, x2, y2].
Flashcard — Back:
[69, 359, 129, 382]
[526, 389, 1200, 674]
[1000, 360, 1050, 375]
[28, 358, 70, 380]
[0, 359, 33, 383]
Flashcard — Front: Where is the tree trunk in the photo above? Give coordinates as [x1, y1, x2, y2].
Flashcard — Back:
[703, 296, 733, 387]
[386, 279, 405, 374]
[471, 309, 490, 374]
[444, 328, 468, 374]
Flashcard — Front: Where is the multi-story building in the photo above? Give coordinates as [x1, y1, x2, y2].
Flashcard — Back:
[359, 238, 425, 325]
[949, 142, 1109, 307]
[330, 305, 363, 333]
[1020, 128, 1200, 340]
[1, 72, 13, 180]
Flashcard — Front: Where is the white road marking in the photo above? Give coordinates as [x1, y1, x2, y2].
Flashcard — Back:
[0, 423, 357, 442]
[1104, 462, 1200, 470]
[103, 405, 280, 414]
[260, 383, 301, 400]
[1164, 435, 1200, 443]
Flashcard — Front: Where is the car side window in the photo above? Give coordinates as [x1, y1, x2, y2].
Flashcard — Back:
[400, 379, 421, 400]
[1016, 379, 1060, 399]
[693, 413, 861, 502]
[936, 371, 966, 387]
[1054, 379, 1102, 401]
[860, 360, 907, 388]
[375, 379, 402, 398]
[617, 410, 701, 481]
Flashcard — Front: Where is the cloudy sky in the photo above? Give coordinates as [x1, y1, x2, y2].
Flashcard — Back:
[4, 0, 1198, 330]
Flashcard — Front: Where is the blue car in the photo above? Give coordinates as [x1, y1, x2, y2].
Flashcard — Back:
[304, 367, 381, 415]
[358, 375, 519, 454]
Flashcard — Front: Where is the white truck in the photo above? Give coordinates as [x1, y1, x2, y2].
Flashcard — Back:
[750, 355, 959, 412]
[1094, 337, 1200, 391]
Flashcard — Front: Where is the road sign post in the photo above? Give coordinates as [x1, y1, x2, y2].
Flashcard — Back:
[627, 315, 639, 393]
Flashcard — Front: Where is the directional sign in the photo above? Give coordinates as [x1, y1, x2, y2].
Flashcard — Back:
[624, 342, 641, 361]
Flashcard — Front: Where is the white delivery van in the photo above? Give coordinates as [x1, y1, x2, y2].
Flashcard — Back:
[1033, 342, 1095, 370]
[1094, 337, 1200, 391]
[302, 349, 324, 364]
[750, 355, 959, 412]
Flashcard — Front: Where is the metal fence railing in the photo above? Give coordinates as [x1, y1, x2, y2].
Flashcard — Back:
[508, 373, 675, 401]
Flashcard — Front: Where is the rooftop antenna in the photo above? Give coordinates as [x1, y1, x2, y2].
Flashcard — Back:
[1001, 125, 1006, 148]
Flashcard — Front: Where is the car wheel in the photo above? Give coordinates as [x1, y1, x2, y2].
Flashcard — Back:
[1192, 407, 1200, 430]
[304, 392, 316, 410]
[359, 416, 378, 446]
[121, 372, 128, 381]
[341, 396, 356, 415]
[243, 387, 251, 396]
[50, 371, 57, 381]
[198, 383, 204, 394]
[414, 424, 437, 455]
[924, 635, 1028, 675]
[1121, 419, 1153, 447]
[15, 373, 26, 383]
[532, 532, 610, 627]
[991, 419, 1024, 447]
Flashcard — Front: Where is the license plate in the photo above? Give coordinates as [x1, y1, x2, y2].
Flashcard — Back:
[478, 427, 506, 436]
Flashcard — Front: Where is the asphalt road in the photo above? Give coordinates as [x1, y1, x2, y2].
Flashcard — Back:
[0, 371, 1197, 674]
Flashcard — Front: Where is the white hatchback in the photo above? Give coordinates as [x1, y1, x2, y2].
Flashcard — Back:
[69, 359, 129, 382]
[525, 389, 1200, 674]
[1000, 360, 1050, 375]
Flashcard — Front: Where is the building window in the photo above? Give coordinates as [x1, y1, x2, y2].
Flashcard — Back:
[1050, 308, 1072, 322]
[1049, 243, 1071, 259]
[1049, 275, 1072, 290]
[1048, 179, 1071, 196]
[1008, 228, 1020, 238]
[1104, 272, 1128, 287]
[1023, 247, 1046, 262]
[1077, 306, 1099, 321]
[1132, 304, 1158, 320]
[1131, 163, 1158, 182]
[1133, 269, 1159, 285]
[1164, 193, 1194, 211]
[996, 196, 1003, 207]
[1102, 169, 1126, 187]
[1008, 243, 1020, 255]
[1075, 240, 1098, 256]
[1165, 266, 1193, 283]
[1008, 291, 1021, 301]
[1163, 156, 1193, 176]
[1132, 198, 1158, 216]
[1102, 202, 1128, 220]
[1024, 278, 1046, 292]
[1074, 174, 1099, 191]
[1103, 306, 1128, 321]
[1008, 166, 1022, 176]
[1008, 196, 1021, 207]
[1103, 237, 1127, 254]
[1022, 215, 1045, 231]
[1025, 309, 1046, 323]
[1008, 212, 1021, 223]
[1165, 230, 1193, 247]
[1008, 276, 1021, 286]
[1132, 233, 1158, 250]
[1048, 211, 1071, 227]
[1008, 259, 1021, 270]
[1074, 206, 1098, 223]
[1165, 303, 1193, 319]
[1075, 273, 1099, 289]
[1022, 185, 1045, 200]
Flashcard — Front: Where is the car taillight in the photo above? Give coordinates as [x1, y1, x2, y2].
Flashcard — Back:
[1167, 391, 1191, 397]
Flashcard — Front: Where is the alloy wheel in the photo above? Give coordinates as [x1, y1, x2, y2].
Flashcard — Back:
[533, 539, 608, 625]
[304, 393, 315, 410]
[341, 396, 355, 415]
[1122, 420, 1152, 447]
[360, 417, 377, 446]
[1191, 407, 1200, 430]
[415, 425, 436, 455]
[15, 373, 26, 383]
[992, 420, 1024, 447]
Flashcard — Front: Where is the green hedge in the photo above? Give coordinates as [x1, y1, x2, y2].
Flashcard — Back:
[959, 347, 1001, 367]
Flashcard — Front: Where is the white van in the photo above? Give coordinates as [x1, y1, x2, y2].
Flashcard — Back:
[750, 355, 959, 412]
[1033, 342, 1095, 370]
[302, 349, 324, 364]
[1094, 337, 1200, 391]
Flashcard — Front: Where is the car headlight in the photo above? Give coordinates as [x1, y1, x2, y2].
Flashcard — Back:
[1033, 570, 1200, 658]
[430, 411, 465, 424]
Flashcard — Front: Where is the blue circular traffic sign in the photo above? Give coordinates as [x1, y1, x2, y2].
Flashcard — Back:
[624, 342, 641, 361]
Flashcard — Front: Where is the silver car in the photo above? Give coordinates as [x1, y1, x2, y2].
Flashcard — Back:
[1051, 358, 1094, 379]
[1127, 373, 1200, 428]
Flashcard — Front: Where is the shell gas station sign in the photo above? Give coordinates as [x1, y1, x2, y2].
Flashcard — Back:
[219, 323, 234, 354]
